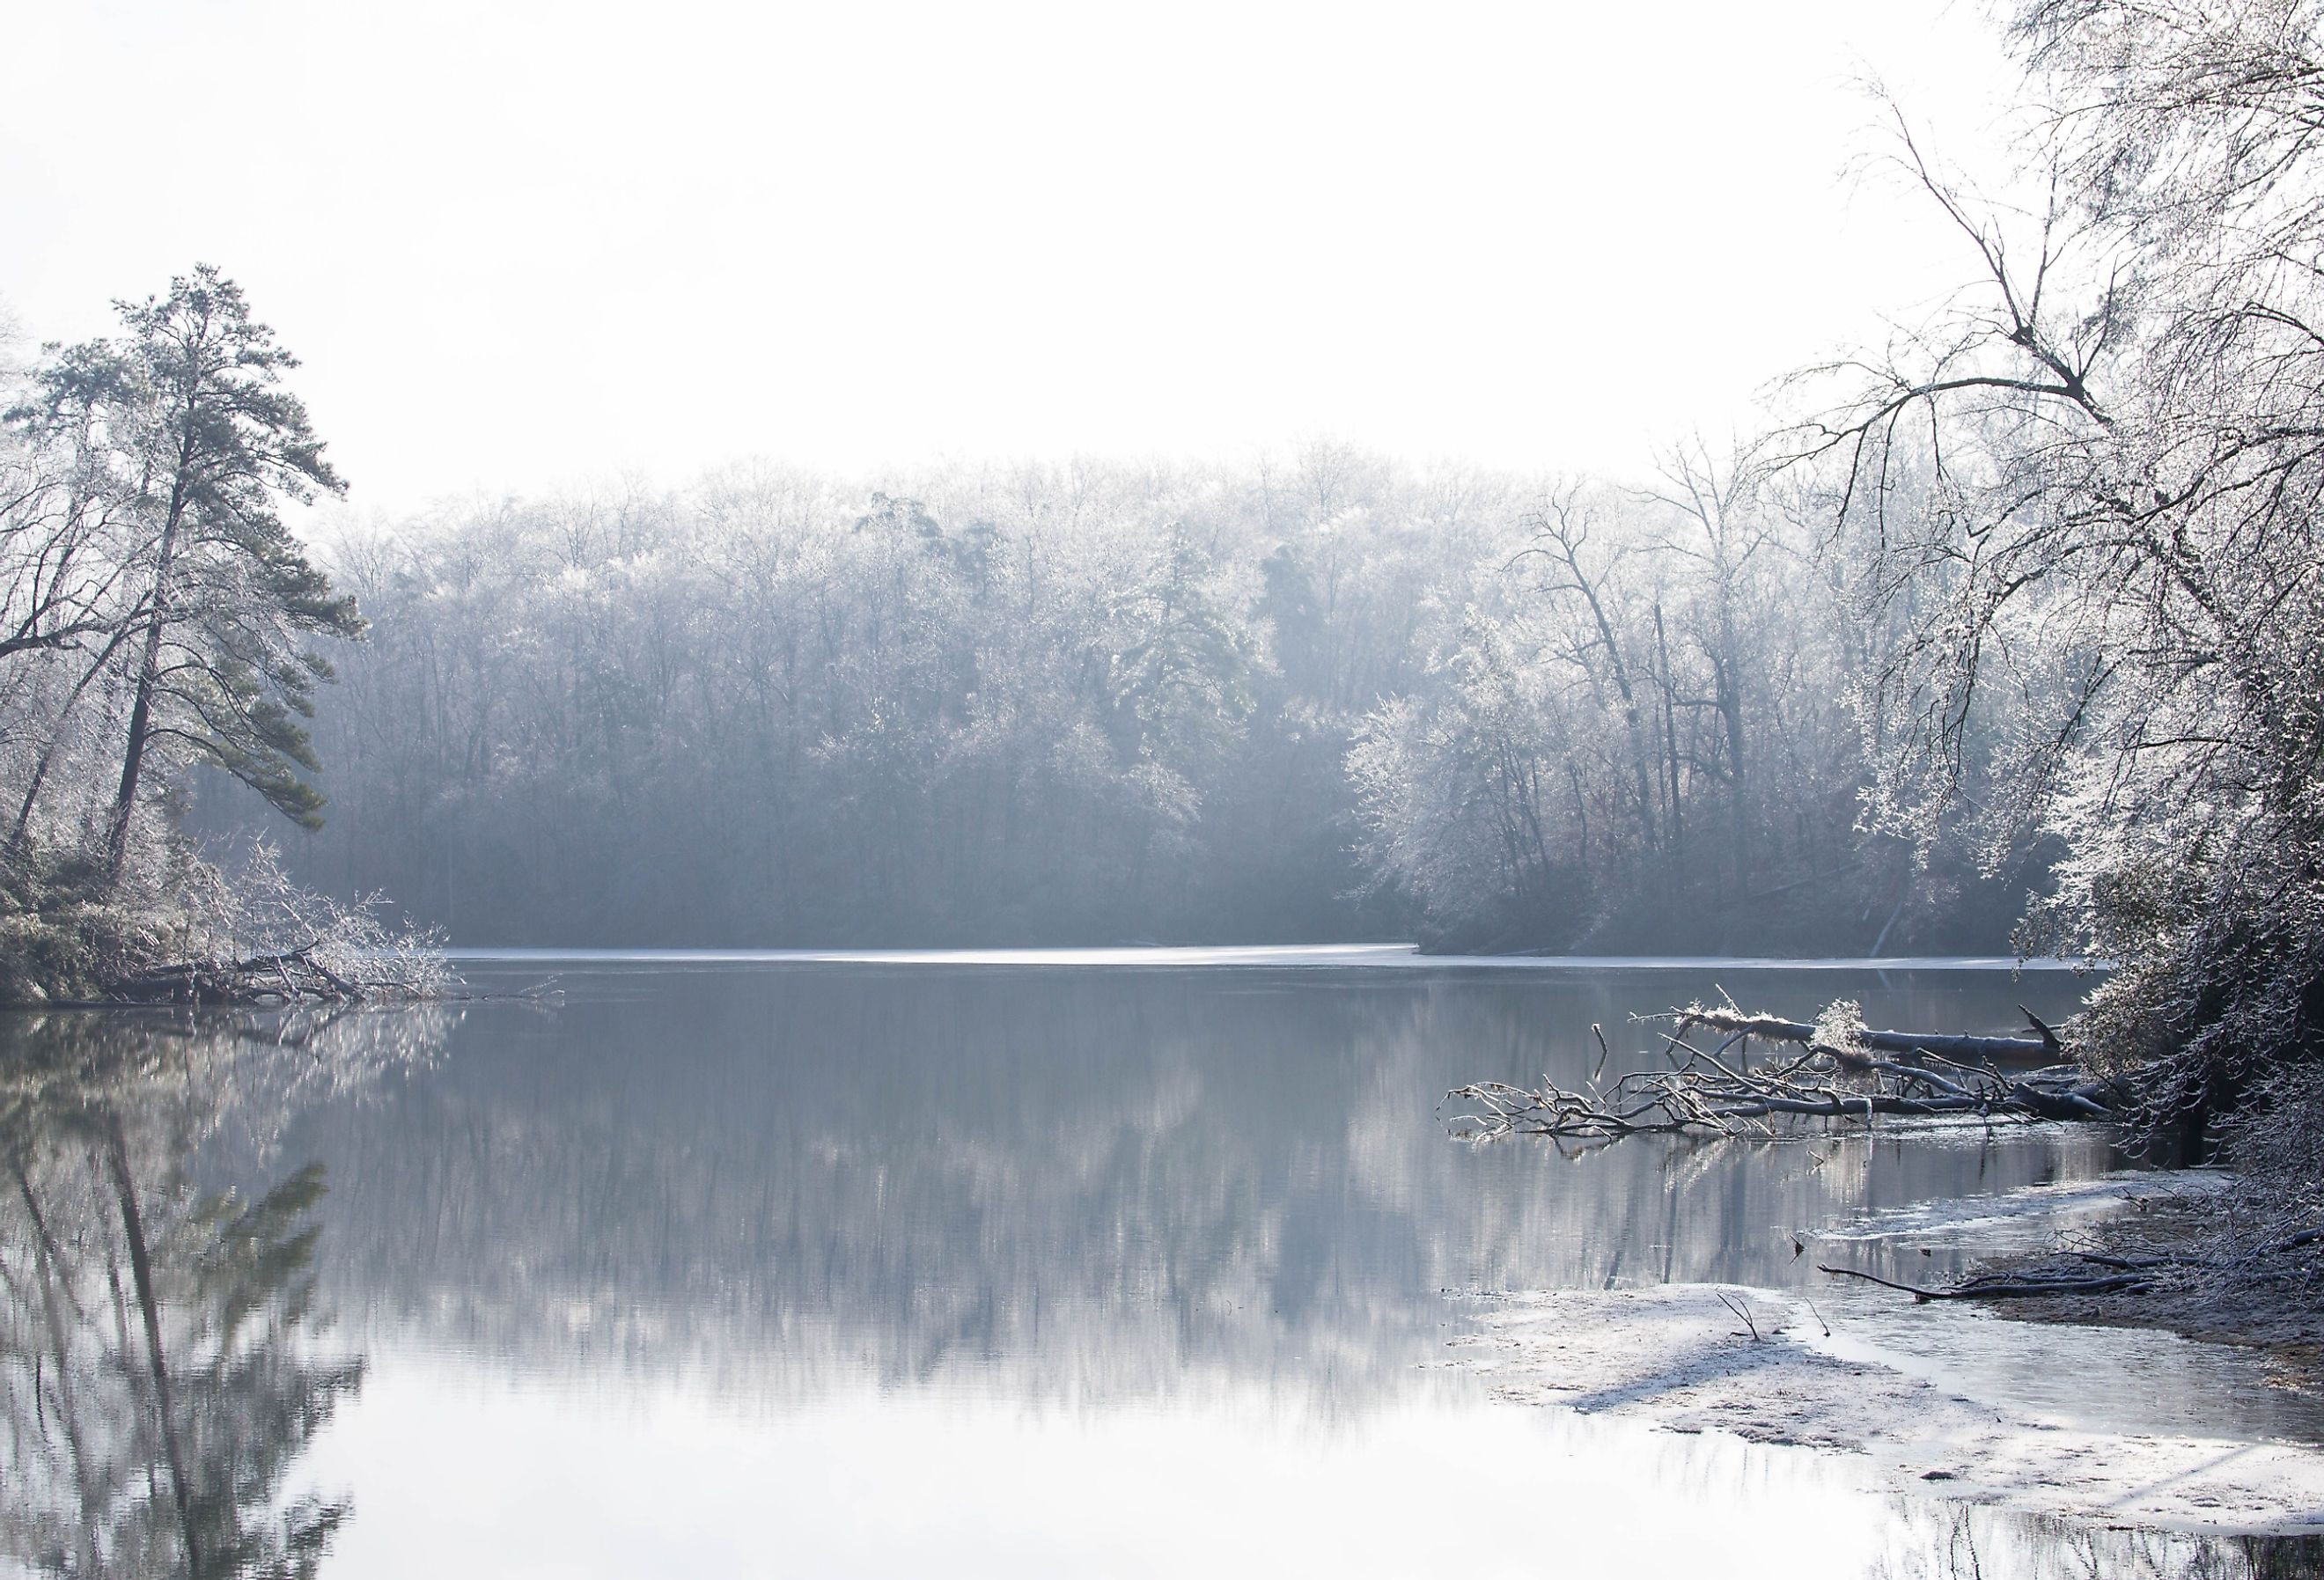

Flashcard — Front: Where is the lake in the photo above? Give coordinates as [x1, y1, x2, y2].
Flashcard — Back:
[5, 951, 2320, 1577]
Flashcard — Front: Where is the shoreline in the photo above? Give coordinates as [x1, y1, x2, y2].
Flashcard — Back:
[1452, 1279, 2324, 1536]
[1964, 1194, 2324, 1388]
[1452, 1171, 2324, 1537]
[1816, 1168, 2324, 1392]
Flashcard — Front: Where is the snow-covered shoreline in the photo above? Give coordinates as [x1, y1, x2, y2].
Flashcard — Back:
[1452, 1281, 2324, 1535]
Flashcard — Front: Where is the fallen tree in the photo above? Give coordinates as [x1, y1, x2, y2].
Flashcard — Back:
[104, 941, 423, 1006]
[1, 840, 452, 1007]
[1817, 1260, 2164, 1302]
[1667, 1004, 2063, 1062]
[1445, 999, 2117, 1141]
[1443, 1000, 2324, 1339]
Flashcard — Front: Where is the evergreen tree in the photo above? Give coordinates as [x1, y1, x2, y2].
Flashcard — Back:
[4, 266, 357, 886]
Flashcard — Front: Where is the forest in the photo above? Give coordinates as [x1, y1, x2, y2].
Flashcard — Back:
[185, 448, 2013, 953]
[0, 285, 2024, 957]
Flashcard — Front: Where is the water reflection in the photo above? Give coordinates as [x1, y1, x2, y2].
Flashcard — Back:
[272, 966, 2123, 1407]
[4, 964, 2319, 1576]
[0, 1009, 448, 1577]
[1871, 1503, 2324, 1579]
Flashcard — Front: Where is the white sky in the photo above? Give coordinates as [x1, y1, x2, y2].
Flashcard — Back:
[3, 1, 2024, 515]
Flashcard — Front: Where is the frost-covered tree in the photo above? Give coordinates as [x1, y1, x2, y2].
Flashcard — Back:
[204, 450, 1992, 953]
[0, 272, 446, 1006]
[1350, 614, 1592, 945]
[1345, 461, 1900, 953]
[1799, 0, 2324, 1128]
[4, 265, 357, 887]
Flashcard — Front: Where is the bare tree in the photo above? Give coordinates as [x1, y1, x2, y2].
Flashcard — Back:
[1512, 481, 1663, 862]
[1791, 0, 2324, 1128]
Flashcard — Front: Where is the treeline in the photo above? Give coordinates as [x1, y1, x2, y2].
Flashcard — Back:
[0, 276, 2040, 959]
[185, 446, 2026, 951]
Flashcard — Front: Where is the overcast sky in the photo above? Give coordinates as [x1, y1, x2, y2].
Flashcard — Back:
[4, 1, 2023, 515]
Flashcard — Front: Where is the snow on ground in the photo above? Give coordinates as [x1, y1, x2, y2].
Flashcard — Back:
[1451, 1282, 2324, 1534]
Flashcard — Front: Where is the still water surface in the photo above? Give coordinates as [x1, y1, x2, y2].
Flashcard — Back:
[4, 952, 2319, 1576]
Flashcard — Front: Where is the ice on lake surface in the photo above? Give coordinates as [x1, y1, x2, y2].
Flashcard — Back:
[7, 953, 2319, 1577]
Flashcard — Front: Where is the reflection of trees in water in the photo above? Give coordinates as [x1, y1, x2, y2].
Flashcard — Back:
[1871, 1500, 2324, 1580]
[22, 977, 2286, 1578]
[0, 1008, 451, 1577]
[271, 971, 2115, 1409]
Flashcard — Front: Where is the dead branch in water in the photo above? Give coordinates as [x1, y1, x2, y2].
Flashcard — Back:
[1818, 1216, 2324, 1311]
[1445, 1003, 2116, 1140]
[1815, 1261, 2158, 1301]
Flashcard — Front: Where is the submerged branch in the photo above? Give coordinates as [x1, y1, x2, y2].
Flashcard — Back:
[1815, 1261, 2157, 1301]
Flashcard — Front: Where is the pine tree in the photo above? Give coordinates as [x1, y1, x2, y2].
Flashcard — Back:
[5, 266, 358, 886]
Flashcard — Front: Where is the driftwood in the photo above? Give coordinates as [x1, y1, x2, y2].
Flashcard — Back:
[1445, 1003, 2116, 1141]
[1670, 1004, 2060, 1062]
[1816, 1261, 2157, 1301]
[1819, 1224, 2324, 1305]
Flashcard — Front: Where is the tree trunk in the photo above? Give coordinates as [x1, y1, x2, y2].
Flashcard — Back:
[1565, 555, 1658, 856]
[11, 622, 136, 859]
[1654, 604, 1684, 865]
[102, 478, 189, 887]
[1717, 651, 1748, 896]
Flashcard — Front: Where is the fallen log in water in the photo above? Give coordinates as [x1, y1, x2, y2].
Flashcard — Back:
[1668, 1004, 2060, 1062]
[99, 942, 445, 1005]
[109, 944, 355, 1005]
[1445, 1003, 2114, 1140]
